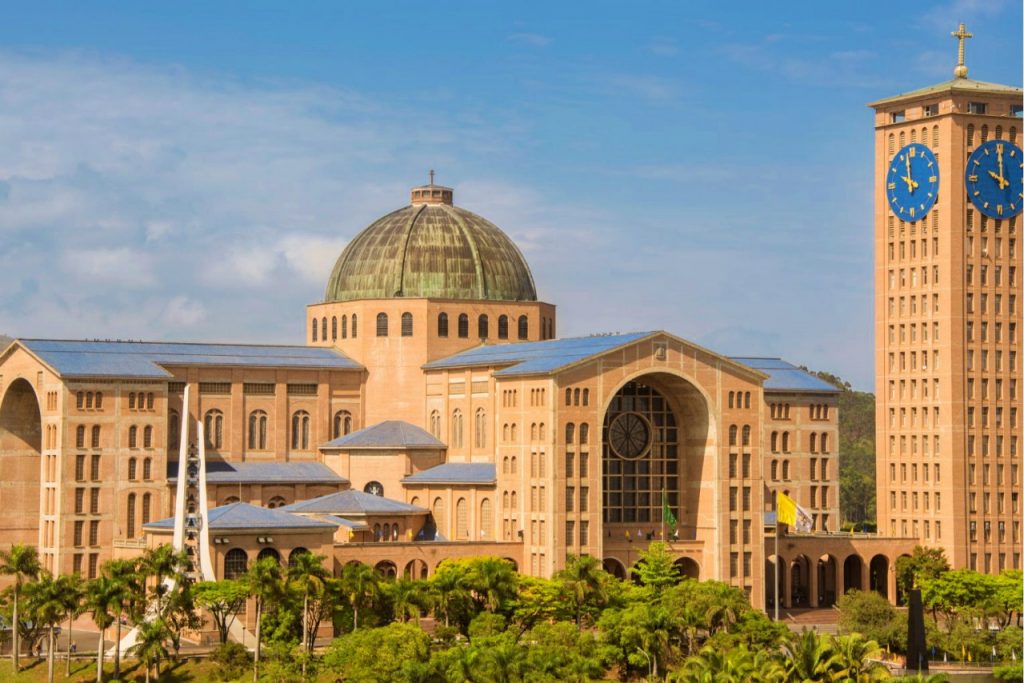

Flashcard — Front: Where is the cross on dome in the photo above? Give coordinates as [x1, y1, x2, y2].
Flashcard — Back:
[951, 22, 973, 79]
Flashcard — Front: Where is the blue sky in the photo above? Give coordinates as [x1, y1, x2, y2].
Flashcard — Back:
[0, 1, 1020, 390]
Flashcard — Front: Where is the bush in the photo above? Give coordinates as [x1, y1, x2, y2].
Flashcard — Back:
[209, 641, 250, 681]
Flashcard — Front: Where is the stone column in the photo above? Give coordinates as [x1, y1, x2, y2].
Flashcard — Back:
[782, 558, 792, 609]
[809, 560, 819, 608]
[835, 559, 845, 600]
[887, 560, 898, 605]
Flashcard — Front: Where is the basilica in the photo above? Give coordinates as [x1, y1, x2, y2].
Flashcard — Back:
[1, 179, 916, 623]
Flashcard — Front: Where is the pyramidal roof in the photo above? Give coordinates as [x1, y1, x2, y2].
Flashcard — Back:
[279, 490, 428, 516]
[869, 77, 1022, 107]
[321, 420, 445, 449]
[144, 502, 335, 531]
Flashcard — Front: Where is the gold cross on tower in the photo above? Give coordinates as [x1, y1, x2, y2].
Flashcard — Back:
[951, 22, 972, 79]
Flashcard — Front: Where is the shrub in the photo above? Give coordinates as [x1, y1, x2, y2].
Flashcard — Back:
[209, 641, 250, 681]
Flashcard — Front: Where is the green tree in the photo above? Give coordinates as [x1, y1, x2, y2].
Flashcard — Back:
[324, 622, 431, 682]
[671, 645, 786, 683]
[895, 546, 950, 597]
[464, 557, 518, 614]
[101, 558, 143, 679]
[194, 580, 248, 644]
[127, 619, 170, 683]
[633, 541, 678, 592]
[23, 573, 65, 683]
[0, 543, 41, 672]
[521, 621, 609, 681]
[781, 629, 844, 683]
[86, 576, 119, 683]
[429, 560, 473, 628]
[387, 577, 424, 623]
[920, 568, 998, 634]
[55, 573, 86, 678]
[837, 589, 908, 652]
[831, 633, 890, 682]
[992, 570, 1023, 628]
[286, 551, 329, 678]
[162, 579, 202, 660]
[554, 554, 610, 630]
[243, 555, 283, 683]
[597, 601, 672, 678]
[340, 561, 381, 630]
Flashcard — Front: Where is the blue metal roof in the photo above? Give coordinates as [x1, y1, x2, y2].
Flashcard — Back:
[167, 460, 347, 485]
[730, 357, 840, 394]
[322, 420, 445, 449]
[145, 502, 335, 531]
[402, 463, 496, 485]
[18, 339, 361, 378]
[423, 332, 653, 376]
[278, 490, 427, 515]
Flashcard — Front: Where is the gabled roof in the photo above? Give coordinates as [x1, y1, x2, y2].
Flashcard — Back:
[13, 338, 361, 379]
[144, 502, 335, 531]
[423, 332, 653, 376]
[278, 490, 428, 516]
[729, 357, 839, 394]
[167, 460, 347, 485]
[402, 463, 496, 485]
[868, 77, 1022, 107]
[321, 420, 445, 450]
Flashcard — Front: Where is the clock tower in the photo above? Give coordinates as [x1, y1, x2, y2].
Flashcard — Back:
[870, 25, 1023, 573]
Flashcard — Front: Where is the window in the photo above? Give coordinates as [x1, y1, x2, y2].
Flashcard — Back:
[456, 498, 469, 539]
[76, 425, 85, 448]
[91, 454, 101, 480]
[451, 409, 463, 448]
[351, 314, 357, 337]
[729, 425, 738, 447]
[401, 312, 413, 337]
[474, 408, 486, 448]
[480, 499, 492, 539]
[204, 410, 223, 449]
[429, 410, 441, 438]
[311, 318, 318, 342]
[126, 493, 136, 539]
[457, 314, 469, 338]
[333, 410, 352, 438]
[331, 316, 337, 340]
[376, 312, 389, 337]
[89, 520, 99, 546]
[143, 457, 151, 480]
[582, 389, 589, 406]
[267, 496, 287, 509]
[128, 458, 137, 481]
[891, 111, 905, 123]
[565, 422, 575, 445]
[435, 312, 450, 338]
[249, 410, 269, 449]
[579, 423, 589, 445]
[924, 103, 938, 117]
[342, 315, 348, 339]
[169, 410, 180, 450]
[291, 410, 310, 450]
[75, 455, 86, 481]
[143, 425, 152, 448]
[128, 426, 138, 448]
[478, 315, 489, 339]
[518, 315, 529, 340]
[498, 315, 509, 339]
[224, 549, 248, 580]
[968, 102, 987, 115]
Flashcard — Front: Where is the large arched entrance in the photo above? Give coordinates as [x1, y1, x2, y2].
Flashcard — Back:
[790, 555, 811, 607]
[0, 378, 42, 546]
[601, 374, 711, 543]
[674, 557, 699, 580]
[603, 557, 626, 580]
[817, 554, 838, 607]
[843, 555, 864, 594]
[869, 555, 889, 599]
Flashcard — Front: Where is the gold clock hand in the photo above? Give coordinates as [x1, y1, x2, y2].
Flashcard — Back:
[989, 169, 1008, 188]
[904, 154, 915, 193]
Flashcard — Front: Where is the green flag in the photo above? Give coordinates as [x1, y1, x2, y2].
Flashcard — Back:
[661, 490, 677, 532]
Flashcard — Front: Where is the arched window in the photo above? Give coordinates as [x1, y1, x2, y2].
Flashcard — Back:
[539, 423, 546, 440]
[76, 425, 85, 448]
[809, 433, 818, 453]
[771, 431, 778, 453]
[741, 425, 751, 447]
[128, 458, 137, 481]
[579, 423, 589, 445]
[291, 410, 310, 450]
[143, 425, 153, 448]
[321, 317, 327, 342]
[474, 408, 486, 448]
[126, 493, 136, 539]
[821, 433, 829, 454]
[311, 318, 318, 342]
[168, 411, 180, 450]
[967, 124, 975, 146]
[257, 548, 281, 564]
[510, 456, 517, 473]
[376, 312, 389, 337]
[432, 497, 446, 535]
[141, 493, 151, 524]
[781, 460, 790, 480]
[288, 548, 309, 567]
[458, 314, 469, 338]
[128, 425, 138, 448]
[510, 424, 517, 441]
[249, 410, 268, 449]
[456, 498, 469, 539]
[95, 392, 103, 409]
[480, 499, 492, 539]
[770, 460, 778, 481]
[351, 314, 358, 338]
[887, 133, 895, 156]
[224, 496, 241, 505]
[728, 425, 738, 447]
[91, 425, 101, 448]
[518, 315, 529, 340]
[143, 457, 152, 480]
[565, 388, 572, 405]
[728, 391, 734, 409]
[224, 549, 248, 580]
[129, 392, 137, 410]
[342, 315, 348, 339]
[76, 391, 84, 409]
[478, 315, 489, 339]
[333, 410, 352, 438]
[381, 523, 390, 542]
[932, 125, 939, 148]
[438, 313, 449, 337]
[429, 410, 441, 438]
[981, 124, 989, 142]
[498, 315, 509, 339]
[582, 389, 589, 406]
[781, 431, 790, 453]
[573, 388, 580, 406]
[86, 392, 93, 409]
[401, 312, 413, 337]
[511, 490, 517, 507]
[744, 392, 750, 409]
[331, 316, 337, 340]
[565, 422, 575, 444]
[267, 496, 287, 509]
[204, 410, 223, 449]
[502, 490, 509, 507]
[451, 410, 463, 448]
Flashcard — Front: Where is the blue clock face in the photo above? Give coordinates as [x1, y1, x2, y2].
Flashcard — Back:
[965, 139, 1024, 219]
[886, 143, 939, 222]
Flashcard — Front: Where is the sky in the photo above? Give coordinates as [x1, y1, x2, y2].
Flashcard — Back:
[0, 1, 1020, 390]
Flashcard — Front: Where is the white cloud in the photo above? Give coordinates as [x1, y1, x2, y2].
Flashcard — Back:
[161, 296, 207, 327]
[507, 32, 552, 47]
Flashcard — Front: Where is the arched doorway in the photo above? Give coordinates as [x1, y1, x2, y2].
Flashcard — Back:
[375, 560, 397, 579]
[894, 554, 912, 606]
[257, 548, 281, 564]
[790, 555, 811, 607]
[501, 557, 519, 571]
[817, 554, 838, 607]
[404, 559, 428, 579]
[603, 557, 626, 580]
[0, 378, 42, 545]
[674, 557, 699, 580]
[843, 555, 863, 594]
[869, 555, 889, 599]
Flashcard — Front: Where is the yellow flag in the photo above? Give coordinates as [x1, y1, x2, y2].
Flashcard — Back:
[777, 491, 798, 526]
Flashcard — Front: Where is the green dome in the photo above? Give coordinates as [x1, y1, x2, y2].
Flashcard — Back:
[324, 187, 538, 303]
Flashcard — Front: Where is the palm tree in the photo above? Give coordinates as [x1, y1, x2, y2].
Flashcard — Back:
[782, 629, 845, 683]
[831, 633, 890, 682]
[429, 563, 470, 627]
[0, 543, 42, 671]
[387, 578, 422, 623]
[286, 551, 328, 678]
[101, 559, 142, 679]
[139, 545, 187, 615]
[340, 562, 380, 630]
[23, 573, 65, 683]
[56, 573, 86, 678]
[555, 554, 608, 630]
[86, 576, 118, 683]
[673, 646, 786, 683]
[244, 556, 283, 683]
[465, 557, 518, 613]
[127, 619, 169, 683]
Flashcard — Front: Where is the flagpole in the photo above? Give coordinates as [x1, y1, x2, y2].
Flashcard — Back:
[774, 510, 780, 621]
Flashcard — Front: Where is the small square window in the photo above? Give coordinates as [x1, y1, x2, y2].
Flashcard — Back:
[923, 104, 938, 117]
[891, 111, 906, 123]
[1011, 104, 1023, 118]
[968, 102, 988, 115]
